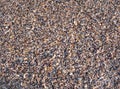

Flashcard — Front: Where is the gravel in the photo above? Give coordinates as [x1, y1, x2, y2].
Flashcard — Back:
[0, 0, 120, 89]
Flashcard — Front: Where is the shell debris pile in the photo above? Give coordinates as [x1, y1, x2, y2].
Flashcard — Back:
[0, 0, 120, 89]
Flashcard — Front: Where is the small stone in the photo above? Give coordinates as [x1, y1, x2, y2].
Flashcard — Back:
[74, 20, 78, 26]
[69, 72, 73, 75]
[24, 57, 28, 61]
[1, 59, 6, 64]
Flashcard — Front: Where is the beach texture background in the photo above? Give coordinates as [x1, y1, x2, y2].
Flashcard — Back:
[0, 0, 120, 89]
